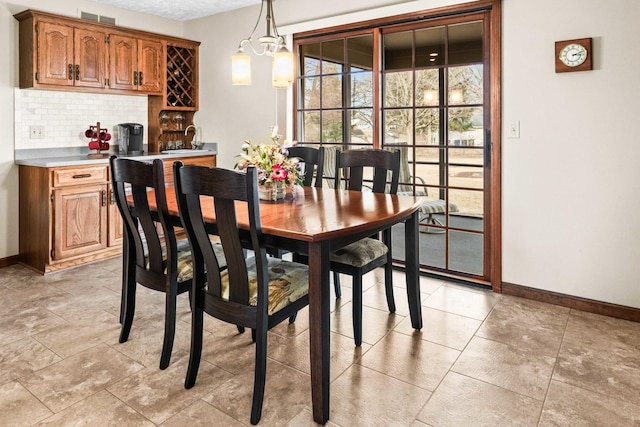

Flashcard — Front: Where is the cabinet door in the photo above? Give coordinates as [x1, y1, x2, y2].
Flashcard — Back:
[52, 184, 108, 261]
[138, 39, 163, 94]
[74, 27, 106, 88]
[109, 34, 137, 91]
[108, 185, 124, 247]
[37, 21, 74, 86]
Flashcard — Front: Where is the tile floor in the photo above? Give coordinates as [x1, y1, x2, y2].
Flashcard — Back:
[1, 258, 640, 426]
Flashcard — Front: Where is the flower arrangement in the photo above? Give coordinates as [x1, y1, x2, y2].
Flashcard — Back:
[235, 130, 303, 189]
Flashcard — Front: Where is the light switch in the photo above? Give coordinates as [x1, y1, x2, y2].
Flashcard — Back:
[508, 120, 520, 138]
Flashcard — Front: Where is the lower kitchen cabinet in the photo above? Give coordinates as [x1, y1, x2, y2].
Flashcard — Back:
[18, 154, 215, 273]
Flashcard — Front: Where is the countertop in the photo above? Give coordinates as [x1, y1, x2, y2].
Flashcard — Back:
[15, 145, 217, 168]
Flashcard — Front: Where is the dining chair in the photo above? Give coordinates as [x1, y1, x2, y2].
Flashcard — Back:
[287, 145, 324, 187]
[110, 156, 222, 370]
[331, 148, 401, 346]
[174, 163, 310, 425]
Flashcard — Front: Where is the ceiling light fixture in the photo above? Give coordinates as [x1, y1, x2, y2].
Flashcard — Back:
[231, 0, 293, 88]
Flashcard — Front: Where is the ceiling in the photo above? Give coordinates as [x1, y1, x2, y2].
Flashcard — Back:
[88, 0, 261, 22]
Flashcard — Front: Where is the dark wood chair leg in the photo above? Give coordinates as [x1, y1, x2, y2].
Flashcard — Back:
[333, 272, 342, 298]
[352, 273, 363, 346]
[160, 284, 177, 370]
[250, 328, 268, 425]
[119, 269, 137, 343]
[185, 291, 204, 389]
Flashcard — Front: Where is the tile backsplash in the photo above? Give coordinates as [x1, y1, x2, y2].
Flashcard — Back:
[14, 89, 148, 150]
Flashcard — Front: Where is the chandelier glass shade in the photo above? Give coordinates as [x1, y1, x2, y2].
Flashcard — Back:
[232, 0, 294, 87]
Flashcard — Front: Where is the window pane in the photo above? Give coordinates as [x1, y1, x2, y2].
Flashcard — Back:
[449, 163, 484, 190]
[449, 230, 483, 274]
[300, 76, 320, 109]
[300, 43, 321, 76]
[384, 108, 412, 144]
[349, 71, 373, 107]
[415, 108, 440, 145]
[301, 111, 320, 142]
[448, 21, 483, 65]
[450, 188, 483, 218]
[416, 69, 441, 107]
[349, 109, 373, 144]
[321, 40, 344, 74]
[384, 71, 412, 108]
[415, 26, 445, 67]
[384, 31, 413, 70]
[449, 146, 484, 166]
[448, 65, 483, 105]
[415, 147, 445, 187]
[348, 34, 373, 71]
[322, 110, 343, 142]
[448, 107, 483, 147]
[322, 75, 343, 108]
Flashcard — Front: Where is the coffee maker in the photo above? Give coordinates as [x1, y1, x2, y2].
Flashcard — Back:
[117, 123, 144, 155]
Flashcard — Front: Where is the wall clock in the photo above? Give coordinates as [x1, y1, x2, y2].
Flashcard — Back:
[555, 38, 592, 73]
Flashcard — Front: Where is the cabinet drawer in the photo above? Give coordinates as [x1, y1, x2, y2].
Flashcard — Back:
[162, 155, 216, 185]
[53, 165, 109, 187]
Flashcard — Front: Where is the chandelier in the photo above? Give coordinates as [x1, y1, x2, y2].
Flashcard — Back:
[231, 0, 294, 88]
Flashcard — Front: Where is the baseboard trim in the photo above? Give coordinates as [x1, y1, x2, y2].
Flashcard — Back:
[502, 281, 640, 323]
[0, 255, 20, 269]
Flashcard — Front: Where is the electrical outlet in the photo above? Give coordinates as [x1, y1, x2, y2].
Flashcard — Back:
[508, 120, 520, 138]
[30, 125, 45, 139]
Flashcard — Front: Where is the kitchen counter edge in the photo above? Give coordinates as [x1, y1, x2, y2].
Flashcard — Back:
[15, 150, 217, 168]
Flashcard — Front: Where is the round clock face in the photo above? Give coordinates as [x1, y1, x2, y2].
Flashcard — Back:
[559, 43, 588, 67]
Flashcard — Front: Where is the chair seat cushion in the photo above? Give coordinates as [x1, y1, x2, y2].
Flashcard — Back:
[148, 242, 226, 283]
[330, 237, 388, 268]
[220, 258, 309, 315]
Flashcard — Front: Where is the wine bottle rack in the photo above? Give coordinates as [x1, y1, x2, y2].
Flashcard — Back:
[166, 44, 197, 109]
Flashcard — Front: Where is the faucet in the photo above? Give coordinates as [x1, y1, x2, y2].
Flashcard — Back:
[184, 125, 202, 149]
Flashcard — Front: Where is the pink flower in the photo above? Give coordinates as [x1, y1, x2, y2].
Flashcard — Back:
[270, 164, 287, 181]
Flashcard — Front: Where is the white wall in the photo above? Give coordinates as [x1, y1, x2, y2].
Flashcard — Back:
[1, 0, 638, 310]
[501, 0, 640, 307]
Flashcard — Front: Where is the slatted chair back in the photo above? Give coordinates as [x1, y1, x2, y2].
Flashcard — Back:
[111, 157, 178, 287]
[175, 165, 265, 322]
[287, 145, 324, 187]
[334, 148, 401, 194]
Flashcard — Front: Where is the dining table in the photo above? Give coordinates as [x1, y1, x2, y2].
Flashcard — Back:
[158, 185, 424, 424]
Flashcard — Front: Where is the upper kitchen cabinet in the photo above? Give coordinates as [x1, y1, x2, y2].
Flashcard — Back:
[109, 35, 163, 93]
[14, 9, 194, 97]
[18, 15, 107, 89]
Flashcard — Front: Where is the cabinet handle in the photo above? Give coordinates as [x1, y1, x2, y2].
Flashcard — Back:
[72, 174, 92, 179]
[139, 71, 143, 85]
[75, 64, 80, 81]
[68, 64, 73, 80]
[133, 71, 138, 86]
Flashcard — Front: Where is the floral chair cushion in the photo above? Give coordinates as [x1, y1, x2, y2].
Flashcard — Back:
[219, 257, 309, 315]
[147, 242, 227, 283]
[330, 237, 388, 268]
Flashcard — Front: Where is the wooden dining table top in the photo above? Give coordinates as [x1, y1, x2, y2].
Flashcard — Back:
[162, 185, 423, 242]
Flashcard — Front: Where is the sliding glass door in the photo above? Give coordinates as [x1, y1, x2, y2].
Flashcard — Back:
[294, 2, 500, 287]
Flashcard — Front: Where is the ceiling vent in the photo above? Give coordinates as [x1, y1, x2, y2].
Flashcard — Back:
[80, 11, 116, 25]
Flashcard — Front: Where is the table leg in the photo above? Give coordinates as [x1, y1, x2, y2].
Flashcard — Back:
[308, 241, 330, 424]
[405, 210, 423, 329]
